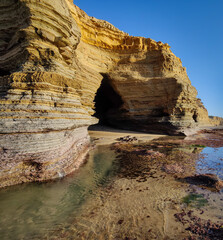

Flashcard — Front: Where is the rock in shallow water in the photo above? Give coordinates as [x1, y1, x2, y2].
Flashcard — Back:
[184, 174, 223, 191]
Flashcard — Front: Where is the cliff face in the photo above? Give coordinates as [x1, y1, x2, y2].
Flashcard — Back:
[0, 0, 210, 187]
[0, 0, 96, 188]
[69, 3, 210, 134]
[209, 116, 223, 126]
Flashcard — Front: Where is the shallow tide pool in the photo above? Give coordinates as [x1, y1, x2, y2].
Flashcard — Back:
[0, 146, 117, 240]
[0, 144, 222, 240]
[196, 147, 223, 179]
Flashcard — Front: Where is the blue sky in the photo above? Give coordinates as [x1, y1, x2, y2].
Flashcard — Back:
[74, 0, 223, 117]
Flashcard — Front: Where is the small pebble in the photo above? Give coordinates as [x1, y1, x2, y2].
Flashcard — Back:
[118, 219, 124, 225]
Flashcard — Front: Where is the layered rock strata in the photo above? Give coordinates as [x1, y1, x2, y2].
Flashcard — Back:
[0, 0, 211, 187]
[69, 2, 210, 134]
[0, 0, 96, 187]
[209, 116, 223, 126]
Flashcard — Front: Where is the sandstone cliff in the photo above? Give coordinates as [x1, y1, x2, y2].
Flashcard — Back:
[209, 116, 223, 126]
[0, 0, 211, 187]
[69, 3, 210, 134]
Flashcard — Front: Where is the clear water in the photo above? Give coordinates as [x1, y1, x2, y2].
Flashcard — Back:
[0, 145, 222, 240]
[196, 147, 223, 179]
[0, 146, 117, 240]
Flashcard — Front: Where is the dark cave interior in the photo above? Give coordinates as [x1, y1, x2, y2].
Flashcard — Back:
[93, 74, 123, 125]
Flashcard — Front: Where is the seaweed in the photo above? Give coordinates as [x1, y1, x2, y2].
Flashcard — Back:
[182, 193, 208, 208]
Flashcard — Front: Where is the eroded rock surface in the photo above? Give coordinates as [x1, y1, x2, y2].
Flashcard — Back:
[0, 0, 95, 187]
[0, 0, 214, 187]
[209, 116, 223, 126]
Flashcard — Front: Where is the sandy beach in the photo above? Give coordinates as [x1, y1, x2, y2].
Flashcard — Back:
[88, 124, 166, 145]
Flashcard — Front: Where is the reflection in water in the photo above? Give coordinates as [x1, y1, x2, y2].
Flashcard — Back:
[197, 147, 223, 179]
[0, 144, 222, 239]
[0, 146, 117, 240]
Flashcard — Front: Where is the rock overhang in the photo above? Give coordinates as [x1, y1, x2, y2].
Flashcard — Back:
[0, 0, 212, 187]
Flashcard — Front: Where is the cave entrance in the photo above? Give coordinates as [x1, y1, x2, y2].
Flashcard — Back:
[92, 73, 123, 126]
[193, 112, 198, 122]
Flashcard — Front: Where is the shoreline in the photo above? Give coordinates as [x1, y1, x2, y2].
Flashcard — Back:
[88, 125, 167, 145]
[88, 124, 223, 146]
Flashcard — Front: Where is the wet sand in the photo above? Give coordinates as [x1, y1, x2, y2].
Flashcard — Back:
[1, 126, 222, 240]
[45, 129, 223, 240]
[88, 125, 166, 145]
[53, 169, 191, 239]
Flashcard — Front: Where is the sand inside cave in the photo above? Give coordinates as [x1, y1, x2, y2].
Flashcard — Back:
[88, 125, 166, 145]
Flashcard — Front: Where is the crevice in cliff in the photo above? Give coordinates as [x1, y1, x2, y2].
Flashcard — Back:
[193, 112, 198, 122]
[0, 0, 31, 73]
[93, 73, 124, 125]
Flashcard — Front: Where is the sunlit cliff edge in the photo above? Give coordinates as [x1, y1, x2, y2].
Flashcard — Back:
[0, 0, 219, 188]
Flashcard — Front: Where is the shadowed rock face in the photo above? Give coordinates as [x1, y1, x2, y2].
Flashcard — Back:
[70, 2, 210, 134]
[0, 0, 211, 187]
[0, 0, 95, 188]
